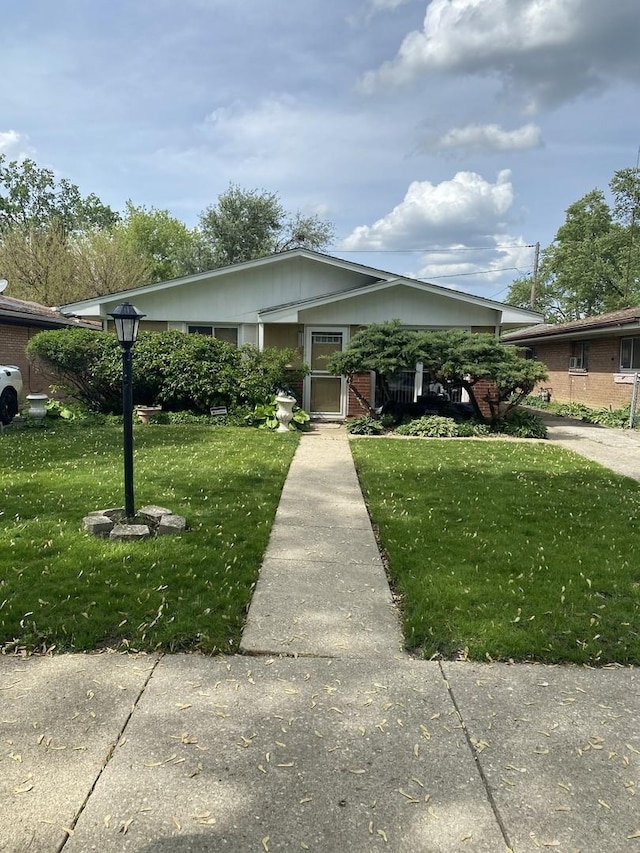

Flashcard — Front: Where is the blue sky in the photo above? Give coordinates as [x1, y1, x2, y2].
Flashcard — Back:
[1, 0, 639, 300]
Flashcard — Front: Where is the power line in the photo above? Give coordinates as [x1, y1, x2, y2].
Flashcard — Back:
[418, 266, 525, 280]
[334, 244, 537, 254]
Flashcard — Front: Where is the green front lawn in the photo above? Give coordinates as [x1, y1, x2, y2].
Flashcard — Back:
[0, 425, 298, 654]
[351, 438, 640, 665]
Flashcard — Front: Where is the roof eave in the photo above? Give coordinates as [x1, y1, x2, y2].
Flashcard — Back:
[505, 320, 640, 344]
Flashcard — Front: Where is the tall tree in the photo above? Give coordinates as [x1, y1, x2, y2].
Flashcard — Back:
[507, 169, 640, 322]
[0, 226, 151, 304]
[0, 225, 76, 305]
[70, 229, 152, 301]
[0, 155, 128, 304]
[0, 155, 118, 234]
[117, 202, 200, 281]
[198, 184, 334, 268]
[610, 166, 640, 298]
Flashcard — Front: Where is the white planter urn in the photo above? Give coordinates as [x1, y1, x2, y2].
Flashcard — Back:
[26, 393, 48, 419]
[275, 394, 296, 433]
[136, 406, 162, 425]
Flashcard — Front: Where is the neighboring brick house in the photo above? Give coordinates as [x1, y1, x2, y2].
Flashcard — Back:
[62, 250, 542, 420]
[0, 294, 98, 395]
[502, 307, 640, 408]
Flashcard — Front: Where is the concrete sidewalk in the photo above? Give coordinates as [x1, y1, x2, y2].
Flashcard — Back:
[1, 426, 640, 852]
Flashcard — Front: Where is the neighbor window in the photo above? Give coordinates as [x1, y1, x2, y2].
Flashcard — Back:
[569, 341, 589, 370]
[620, 336, 640, 370]
[188, 325, 238, 346]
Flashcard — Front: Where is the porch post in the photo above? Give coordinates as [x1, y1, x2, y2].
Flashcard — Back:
[414, 361, 424, 402]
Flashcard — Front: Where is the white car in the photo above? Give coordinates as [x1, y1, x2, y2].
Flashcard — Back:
[0, 366, 22, 425]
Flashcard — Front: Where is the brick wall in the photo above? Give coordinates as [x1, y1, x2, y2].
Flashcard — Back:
[471, 379, 496, 419]
[0, 322, 59, 396]
[285, 375, 304, 406]
[348, 372, 373, 417]
[531, 338, 634, 408]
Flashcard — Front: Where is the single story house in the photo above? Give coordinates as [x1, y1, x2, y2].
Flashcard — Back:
[62, 249, 543, 419]
[0, 293, 98, 394]
[502, 306, 640, 408]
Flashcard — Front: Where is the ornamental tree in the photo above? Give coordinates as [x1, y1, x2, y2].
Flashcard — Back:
[327, 321, 548, 423]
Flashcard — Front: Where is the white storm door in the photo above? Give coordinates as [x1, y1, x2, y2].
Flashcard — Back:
[304, 327, 349, 418]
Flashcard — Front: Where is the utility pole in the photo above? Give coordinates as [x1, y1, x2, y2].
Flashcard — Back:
[530, 241, 540, 309]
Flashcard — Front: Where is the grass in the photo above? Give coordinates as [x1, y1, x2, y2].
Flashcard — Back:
[351, 438, 640, 665]
[0, 424, 298, 654]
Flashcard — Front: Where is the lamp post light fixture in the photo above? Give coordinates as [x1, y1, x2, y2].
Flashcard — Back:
[107, 302, 146, 520]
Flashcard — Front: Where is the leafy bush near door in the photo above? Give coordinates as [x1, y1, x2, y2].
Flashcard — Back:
[245, 399, 311, 431]
[27, 328, 308, 415]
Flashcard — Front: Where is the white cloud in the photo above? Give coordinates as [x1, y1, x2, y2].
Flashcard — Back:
[360, 0, 640, 111]
[0, 130, 34, 161]
[340, 170, 537, 289]
[423, 122, 543, 154]
[342, 170, 514, 250]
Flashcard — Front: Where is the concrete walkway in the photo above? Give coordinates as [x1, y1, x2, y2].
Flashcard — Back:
[1, 425, 640, 852]
[240, 426, 405, 659]
[536, 409, 640, 481]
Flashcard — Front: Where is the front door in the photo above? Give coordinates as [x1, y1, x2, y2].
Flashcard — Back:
[304, 327, 348, 419]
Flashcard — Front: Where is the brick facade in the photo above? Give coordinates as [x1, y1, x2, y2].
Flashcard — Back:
[531, 338, 634, 408]
[0, 322, 59, 395]
[471, 379, 497, 419]
[348, 372, 373, 417]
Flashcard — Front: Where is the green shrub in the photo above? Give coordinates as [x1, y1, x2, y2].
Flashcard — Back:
[45, 399, 78, 420]
[554, 402, 591, 420]
[454, 420, 491, 437]
[395, 416, 459, 437]
[234, 347, 309, 407]
[244, 399, 310, 431]
[524, 396, 636, 430]
[345, 416, 385, 435]
[498, 408, 547, 439]
[27, 328, 308, 416]
[580, 407, 631, 429]
[131, 331, 239, 413]
[26, 328, 122, 412]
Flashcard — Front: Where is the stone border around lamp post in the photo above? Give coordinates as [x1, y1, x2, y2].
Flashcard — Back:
[82, 505, 187, 541]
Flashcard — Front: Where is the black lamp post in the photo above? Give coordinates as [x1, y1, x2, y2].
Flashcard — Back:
[108, 302, 146, 520]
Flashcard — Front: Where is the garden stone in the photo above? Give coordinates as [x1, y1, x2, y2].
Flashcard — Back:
[88, 507, 124, 520]
[109, 524, 151, 541]
[82, 515, 114, 536]
[157, 514, 187, 535]
[138, 504, 172, 523]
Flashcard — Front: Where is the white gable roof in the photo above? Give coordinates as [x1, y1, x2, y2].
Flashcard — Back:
[61, 249, 543, 330]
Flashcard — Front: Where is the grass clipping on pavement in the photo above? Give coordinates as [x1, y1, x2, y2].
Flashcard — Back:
[0, 425, 298, 654]
[351, 438, 640, 665]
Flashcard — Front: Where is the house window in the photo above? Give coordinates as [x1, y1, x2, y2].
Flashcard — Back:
[188, 325, 238, 346]
[569, 341, 589, 370]
[620, 336, 640, 370]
